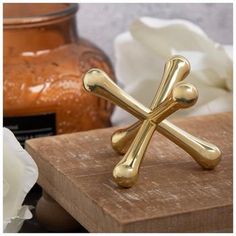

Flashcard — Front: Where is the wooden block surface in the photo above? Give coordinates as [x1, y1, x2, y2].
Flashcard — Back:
[26, 113, 233, 232]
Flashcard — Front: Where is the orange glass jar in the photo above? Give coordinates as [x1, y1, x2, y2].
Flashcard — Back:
[3, 3, 115, 145]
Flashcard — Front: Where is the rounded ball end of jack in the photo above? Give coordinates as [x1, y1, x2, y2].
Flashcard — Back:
[172, 83, 198, 108]
[113, 165, 138, 188]
[83, 69, 105, 92]
[198, 146, 222, 170]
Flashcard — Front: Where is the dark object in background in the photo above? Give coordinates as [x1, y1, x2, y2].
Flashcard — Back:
[20, 188, 88, 233]
[3, 3, 115, 145]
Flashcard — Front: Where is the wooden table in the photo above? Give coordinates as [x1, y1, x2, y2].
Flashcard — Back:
[26, 113, 233, 232]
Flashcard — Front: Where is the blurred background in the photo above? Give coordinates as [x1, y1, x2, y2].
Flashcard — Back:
[77, 3, 233, 63]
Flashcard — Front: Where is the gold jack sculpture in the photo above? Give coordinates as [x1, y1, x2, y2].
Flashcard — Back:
[83, 56, 222, 188]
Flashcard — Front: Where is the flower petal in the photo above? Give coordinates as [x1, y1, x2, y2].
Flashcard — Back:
[3, 128, 38, 232]
[112, 18, 233, 125]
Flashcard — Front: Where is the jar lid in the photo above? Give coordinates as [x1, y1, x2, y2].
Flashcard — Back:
[4, 3, 78, 29]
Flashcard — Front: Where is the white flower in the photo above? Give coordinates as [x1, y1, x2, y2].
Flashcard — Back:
[3, 128, 38, 233]
[112, 17, 233, 125]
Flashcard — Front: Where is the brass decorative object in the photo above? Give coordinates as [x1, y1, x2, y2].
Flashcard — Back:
[83, 56, 222, 188]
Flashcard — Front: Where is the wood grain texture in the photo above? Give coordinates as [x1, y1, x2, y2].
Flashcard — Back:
[25, 112, 233, 232]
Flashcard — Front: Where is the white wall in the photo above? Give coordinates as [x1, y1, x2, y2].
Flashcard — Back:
[77, 3, 233, 63]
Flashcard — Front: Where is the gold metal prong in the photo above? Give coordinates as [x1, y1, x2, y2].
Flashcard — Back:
[113, 82, 198, 188]
[83, 55, 222, 188]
